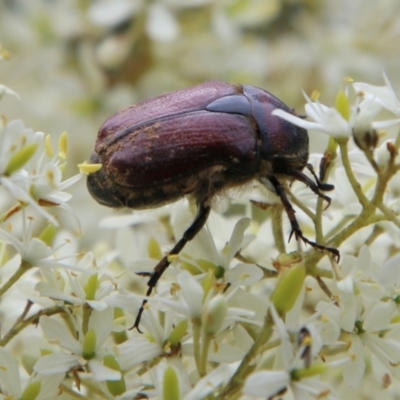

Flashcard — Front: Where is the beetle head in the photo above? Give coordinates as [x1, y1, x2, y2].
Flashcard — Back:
[86, 151, 124, 208]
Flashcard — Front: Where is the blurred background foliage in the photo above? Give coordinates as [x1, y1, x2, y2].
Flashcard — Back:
[1, 0, 400, 241]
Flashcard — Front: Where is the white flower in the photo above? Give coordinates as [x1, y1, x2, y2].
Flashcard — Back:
[34, 308, 121, 381]
[316, 247, 400, 386]
[0, 120, 82, 226]
[0, 347, 64, 400]
[273, 77, 400, 142]
[243, 305, 337, 399]
[272, 91, 352, 139]
[171, 202, 263, 287]
[35, 255, 115, 311]
[0, 213, 89, 272]
[353, 72, 400, 117]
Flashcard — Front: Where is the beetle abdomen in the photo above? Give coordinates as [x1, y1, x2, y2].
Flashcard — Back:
[88, 110, 258, 208]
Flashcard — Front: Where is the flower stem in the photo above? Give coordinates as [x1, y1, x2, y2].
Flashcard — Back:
[0, 260, 31, 297]
[192, 317, 202, 374]
[0, 305, 65, 346]
[339, 141, 371, 208]
[199, 332, 212, 377]
[219, 310, 274, 398]
[271, 204, 286, 254]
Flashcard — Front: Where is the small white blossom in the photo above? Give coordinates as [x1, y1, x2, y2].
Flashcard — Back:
[34, 308, 121, 381]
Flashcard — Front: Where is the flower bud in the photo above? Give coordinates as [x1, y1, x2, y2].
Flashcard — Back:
[84, 274, 98, 301]
[4, 143, 37, 175]
[270, 264, 306, 315]
[203, 295, 227, 335]
[168, 320, 188, 347]
[163, 365, 180, 400]
[103, 355, 126, 395]
[20, 381, 41, 400]
[335, 89, 350, 121]
[82, 329, 97, 359]
[290, 364, 328, 380]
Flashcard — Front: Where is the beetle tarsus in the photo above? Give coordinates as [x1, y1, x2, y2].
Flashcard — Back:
[287, 166, 333, 209]
[132, 202, 211, 332]
[306, 163, 334, 192]
[269, 175, 340, 262]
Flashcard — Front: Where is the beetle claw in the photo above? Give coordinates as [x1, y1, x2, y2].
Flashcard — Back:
[294, 229, 340, 262]
[269, 174, 340, 262]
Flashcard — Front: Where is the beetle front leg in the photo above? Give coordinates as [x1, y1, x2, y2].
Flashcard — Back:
[286, 167, 332, 208]
[133, 201, 211, 332]
[267, 175, 340, 261]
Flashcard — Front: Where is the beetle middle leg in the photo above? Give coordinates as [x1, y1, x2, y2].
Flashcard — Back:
[133, 201, 211, 332]
[267, 175, 340, 261]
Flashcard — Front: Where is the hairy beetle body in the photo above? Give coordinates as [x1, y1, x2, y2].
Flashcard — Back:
[87, 80, 338, 331]
[88, 81, 308, 209]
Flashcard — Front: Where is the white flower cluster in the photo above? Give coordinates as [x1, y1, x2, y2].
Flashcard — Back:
[1, 68, 400, 400]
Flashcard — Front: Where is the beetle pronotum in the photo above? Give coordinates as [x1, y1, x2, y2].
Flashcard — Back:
[87, 81, 339, 331]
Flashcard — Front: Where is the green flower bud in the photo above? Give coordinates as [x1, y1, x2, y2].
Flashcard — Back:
[20, 381, 41, 400]
[163, 365, 180, 400]
[84, 274, 98, 301]
[4, 143, 37, 175]
[201, 270, 214, 301]
[38, 224, 57, 246]
[270, 264, 306, 315]
[103, 355, 126, 396]
[335, 89, 350, 121]
[169, 320, 188, 347]
[290, 364, 328, 381]
[82, 329, 96, 359]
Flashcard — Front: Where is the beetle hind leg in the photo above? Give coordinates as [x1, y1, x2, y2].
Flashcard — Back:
[132, 201, 211, 332]
[268, 175, 340, 261]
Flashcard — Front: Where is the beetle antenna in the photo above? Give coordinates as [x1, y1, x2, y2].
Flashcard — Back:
[132, 201, 211, 332]
[268, 175, 340, 261]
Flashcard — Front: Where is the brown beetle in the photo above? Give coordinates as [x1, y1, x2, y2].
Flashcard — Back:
[87, 81, 339, 330]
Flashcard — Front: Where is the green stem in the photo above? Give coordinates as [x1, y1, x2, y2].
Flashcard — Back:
[0, 260, 31, 297]
[339, 141, 371, 208]
[364, 225, 384, 247]
[192, 317, 202, 374]
[219, 311, 274, 398]
[136, 356, 163, 377]
[199, 332, 212, 377]
[0, 306, 65, 346]
[271, 204, 286, 254]
[325, 215, 355, 242]
[306, 210, 391, 275]
[376, 203, 400, 229]
[287, 191, 316, 222]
